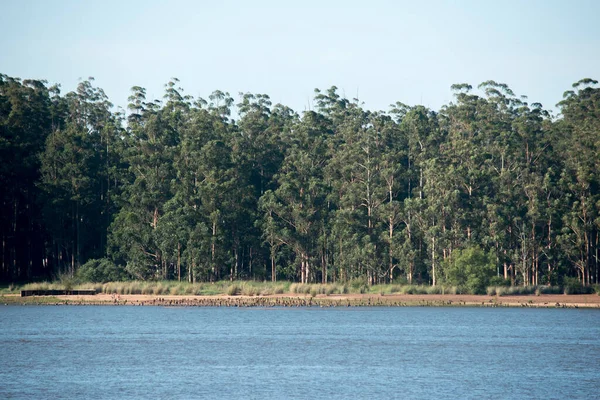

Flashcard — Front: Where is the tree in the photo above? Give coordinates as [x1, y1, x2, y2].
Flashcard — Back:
[443, 246, 495, 294]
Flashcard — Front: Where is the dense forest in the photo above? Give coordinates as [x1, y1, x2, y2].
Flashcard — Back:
[1, 73, 599, 289]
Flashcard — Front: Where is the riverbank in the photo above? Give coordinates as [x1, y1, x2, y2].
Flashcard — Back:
[2, 292, 599, 308]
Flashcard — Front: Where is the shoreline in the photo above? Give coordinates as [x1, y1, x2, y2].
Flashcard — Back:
[2, 293, 600, 308]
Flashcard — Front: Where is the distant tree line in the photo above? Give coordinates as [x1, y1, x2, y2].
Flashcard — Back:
[1, 73, 599, 287]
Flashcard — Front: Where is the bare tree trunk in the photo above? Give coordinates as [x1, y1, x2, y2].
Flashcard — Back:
[322, 249, 327, 284]
[71, 201, 75, 277]
[76, 201, 80, 272]
[2, 236, 5, 277]
[431, 236, 436, 286]
[510, 263, 515, 286]
[177, 242, 181, 282]
[153, 207, 159, 229]
[13, 199, 18, 278]
[211, 221, 216, 282]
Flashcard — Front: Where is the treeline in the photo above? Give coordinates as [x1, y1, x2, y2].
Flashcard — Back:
[1, 73, 599, 288]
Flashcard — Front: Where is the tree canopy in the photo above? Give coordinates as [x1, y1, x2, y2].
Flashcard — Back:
[1, 73, 599, 288]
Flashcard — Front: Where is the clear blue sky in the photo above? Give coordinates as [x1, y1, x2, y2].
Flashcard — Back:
[1, 0, 599, 115]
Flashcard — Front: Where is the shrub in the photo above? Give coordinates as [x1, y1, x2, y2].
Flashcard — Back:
[537, 285, 562, 295]
[58, 272, 75, 291]
[489, 276, 511, 287]
[227, 284, 241, 296]
[443, 247, 496, 294]
[325, 284, 337, 296]
[390, 285, 402, 294]
[77, 258, 128, 283]
[274, 285, 285, 294]
[290, 283, 307, 293]
[241, 283, 258, 296]
[444, 286, 459, 295]
[426, 285, 442, 295]
[348, 277, 367, 290]
[562, 277, 594, 295]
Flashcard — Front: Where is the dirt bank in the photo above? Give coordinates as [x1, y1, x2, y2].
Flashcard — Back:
[3, 292, 598, 308]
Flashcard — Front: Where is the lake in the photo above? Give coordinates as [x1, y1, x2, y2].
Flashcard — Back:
[1, 306, 599, 399]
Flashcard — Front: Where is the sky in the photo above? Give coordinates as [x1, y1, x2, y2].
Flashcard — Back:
[1, 0, 599, 115]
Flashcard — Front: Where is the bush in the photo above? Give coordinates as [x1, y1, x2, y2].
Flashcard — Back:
[227, 284, 241, 296]
[58, 272, 75, 291]
[443, 247, 495, 294]
[562, 277, 594, 295]
[537, 285, 562, 295]
[390, 285, 402, 294]
[241, 283, 258, 296]
[489, 276, 511, 287]
[76, 258, 129, 283]
[348, 277, 367, 290]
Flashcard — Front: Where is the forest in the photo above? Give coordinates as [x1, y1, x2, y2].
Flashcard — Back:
[1, 73, 599, 291]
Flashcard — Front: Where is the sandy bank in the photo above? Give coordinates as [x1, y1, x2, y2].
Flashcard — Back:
[3, 293, 599, 308]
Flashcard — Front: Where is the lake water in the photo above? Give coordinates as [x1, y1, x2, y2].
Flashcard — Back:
[1, 306, 599, 399]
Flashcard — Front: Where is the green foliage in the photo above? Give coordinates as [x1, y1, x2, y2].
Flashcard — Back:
[489, 276, 511, 287]
[562, 277, 594, 295]
[2, 73, 600, 290]
[77, 258, 129, 283]
[443, 247, 496, 294]
[490, 285, 562, 296]
[226, 283, 240, 296]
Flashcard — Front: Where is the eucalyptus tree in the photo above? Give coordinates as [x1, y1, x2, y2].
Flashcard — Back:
[2, 71, 600, 288]
[556, 79, 600, 285]
[0, 75, 51, 280]
[40, 122, 94, 275]
[511, 99, 554, 286]
[109, 83, 179, 280]
[326, 98, 376, 282]
[173, 101, 214, 282]
[39, 78, 121, 277]
[258, 109, 329, 283]
[399, 105, 443, 284]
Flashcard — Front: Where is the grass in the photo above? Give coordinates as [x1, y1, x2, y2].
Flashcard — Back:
[487, 285, 563, 296]
[4, 280, 599, 298]
[0, 295, 65, 305]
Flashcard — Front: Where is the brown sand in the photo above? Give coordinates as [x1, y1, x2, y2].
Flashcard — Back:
[17, 292, 594, 308]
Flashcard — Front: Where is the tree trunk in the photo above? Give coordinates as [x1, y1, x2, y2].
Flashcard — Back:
[322, 249, 327, 284]
[389, 216, 394, 283]
[76, 201, 80, 271]
[431, 236, 436, 286]
[211, 221, 216, 282]
[177, 242, 181, 282]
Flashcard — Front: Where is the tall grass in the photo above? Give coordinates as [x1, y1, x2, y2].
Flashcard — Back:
[12, 280, 600, 297]
[488, 285, 563, 296]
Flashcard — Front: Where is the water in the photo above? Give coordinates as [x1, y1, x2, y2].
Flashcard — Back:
[1, 306, 599, 399]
